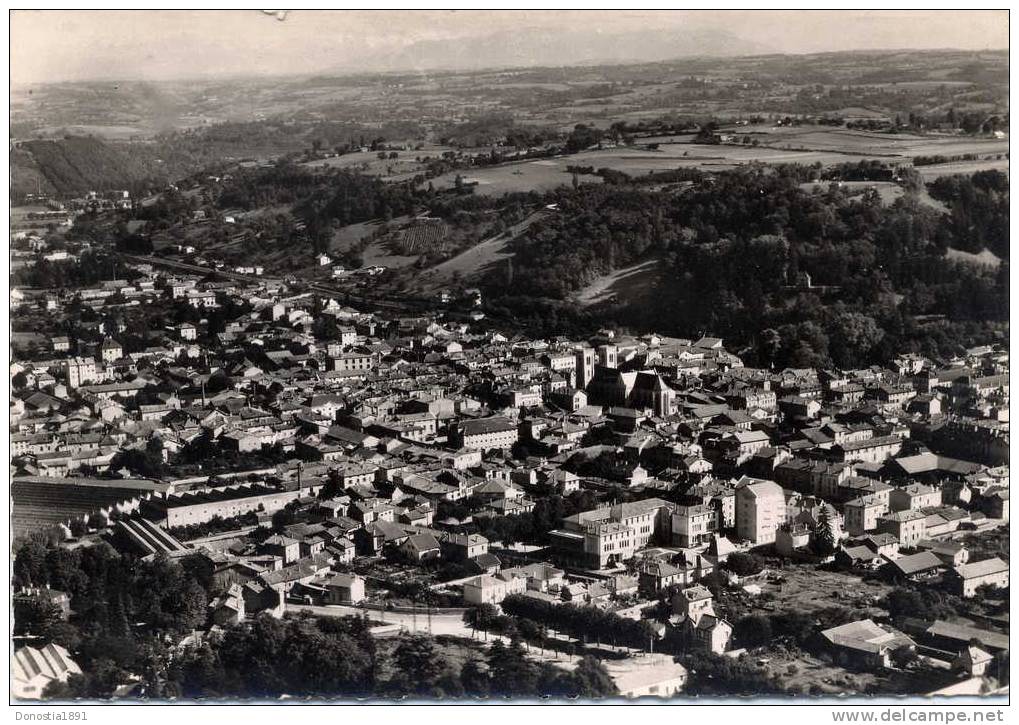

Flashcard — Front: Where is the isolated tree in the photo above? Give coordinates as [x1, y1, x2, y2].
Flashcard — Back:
[572, 656, 617, 697]
[812, 505, 837, 557]
[724, 552, 764, 577]
[487, 638, 538, 696]
[459, 657, 491, 695]
[734, 614, 773, 649]
[390, 634, 454, 696]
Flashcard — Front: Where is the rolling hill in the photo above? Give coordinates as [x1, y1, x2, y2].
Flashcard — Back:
[11, 136, 169, 199]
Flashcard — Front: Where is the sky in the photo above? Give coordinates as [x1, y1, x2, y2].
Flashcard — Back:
[10, 9, 1010, 85]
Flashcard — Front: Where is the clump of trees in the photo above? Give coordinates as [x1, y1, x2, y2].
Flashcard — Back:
[882, 587, 965, 622]
[168, 613, 379, 699]
[682, 653, 785, 696]
[13, 538, 210, 699]
[928, 170, 1009, 259]
[732, 607, 848, 650]
[500, 595, 658, 649]
[293, 168, 425, 253]
[723, 552, 765, 578]
[436, 490, 600, 546]
[380, 633, 617, 699]
[812, 507, 838, 557]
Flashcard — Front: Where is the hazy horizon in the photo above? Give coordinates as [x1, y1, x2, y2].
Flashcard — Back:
[11, 10, 1010, 86]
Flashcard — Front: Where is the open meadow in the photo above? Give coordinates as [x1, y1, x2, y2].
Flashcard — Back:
[426, 126, 1008, 196]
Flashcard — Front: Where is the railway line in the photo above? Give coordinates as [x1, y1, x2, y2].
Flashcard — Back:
[119, 253, 435, 314]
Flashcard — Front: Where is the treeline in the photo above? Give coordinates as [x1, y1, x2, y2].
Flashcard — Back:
[209, 162, 431, 254]
[927, 170, 1009, 259]
[566, 166, 705, 187]
[168, 512, 259, 542]
[489, 186, 667, 299]
[216, 162, 327, 210]
[166, 614, 380, 698]
[913, 153, 981, 166]
[436, 113, 557, 149]
[501, 595, 659, 649]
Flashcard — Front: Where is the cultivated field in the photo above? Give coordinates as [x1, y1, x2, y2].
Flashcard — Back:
[302, 143, 456, 181]
[418, 233, 512, 286]
[11, 205, 55, 221]
[428, 160, 601, 196]
[427, 126, 1008, 195]
[742, 126, 1009, 159]
[916, 158, 1010, 180]
[360, 240, 420, 270]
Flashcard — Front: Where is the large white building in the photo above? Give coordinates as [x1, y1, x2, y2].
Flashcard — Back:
[735, 476, 786, 545]
[844, 495, 885, 536]
[65, 356, 98, 389]
[456, 417, 519, 451]
[462, 572, 527, 605]
[550, 498, 674, 569]
[950, 557, 1009, 597]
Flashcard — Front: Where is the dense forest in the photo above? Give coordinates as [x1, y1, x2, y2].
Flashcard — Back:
[11, 137, 174, 199]
[216, 165, 425, 253]
[483, 167, 1008, 367]
[928, 170, 1010, 258]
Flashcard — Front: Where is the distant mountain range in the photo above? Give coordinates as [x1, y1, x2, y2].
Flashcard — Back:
[356, 27, 776, 72]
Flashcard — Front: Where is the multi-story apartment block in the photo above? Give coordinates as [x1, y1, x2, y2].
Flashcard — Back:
[550, 498, 674, 569]
[889, 483, 942, 513]
[65, 357, 98, 389]
[844, 496, 886, 536]
[735, 476, 786, 545]
[876, 510, 927, 548]
[671, 504, 715, 548]
[455, 417, 519, 451]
